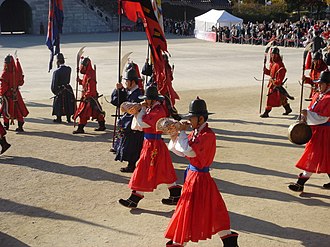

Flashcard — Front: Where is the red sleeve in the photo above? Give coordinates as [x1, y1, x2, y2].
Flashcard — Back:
[0, 73, 9, 96]
[313, 95, 330, 117]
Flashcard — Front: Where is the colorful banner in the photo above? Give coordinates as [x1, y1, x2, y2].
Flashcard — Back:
[46, 0, 64, 72]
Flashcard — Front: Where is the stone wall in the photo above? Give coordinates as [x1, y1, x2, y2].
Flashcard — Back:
[0, 0, 114, 34]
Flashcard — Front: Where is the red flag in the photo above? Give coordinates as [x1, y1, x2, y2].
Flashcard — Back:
[121, 0, 167, 78]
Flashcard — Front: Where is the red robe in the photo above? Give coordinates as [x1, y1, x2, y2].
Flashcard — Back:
[165, 124, 230, 244]
[0, 57, 29, 122]
[295, 91, 330, 173]
[304, 60, 328, 98]
[264, 60, 287, 108]
[73, 64, 104, 124]
[128, 102, 177, 192]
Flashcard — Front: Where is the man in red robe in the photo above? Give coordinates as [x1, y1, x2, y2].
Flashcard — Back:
[118, 86, 181, 208]
[0, 122, 11, 155]
[0, 55, 29, 132]
[164, 97, 238, 247]
[73, 57, 106, 134]
[260, 47, 293, 118]
[303, 52, 328, 100]
[289, 71, 330, 192]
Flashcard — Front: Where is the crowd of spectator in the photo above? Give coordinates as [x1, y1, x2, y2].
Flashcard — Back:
[212, 17, 330, 48]
[161, 16, 330, 50]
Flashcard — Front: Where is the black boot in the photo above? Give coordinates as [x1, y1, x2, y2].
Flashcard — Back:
[166, 240, 183, 247]
[221, 232, 239, 247]
[288, 173, 309, 192]
[0, 136, 11, 155]
[94, 121, 106, 131]
[73, 124, 85, 134]
[119, 191, 144, 208]
[120, 162, 135, 173]
[323, 174, 330, 189]
[4, 122, 9, 130]
[260, 109, 271, 118]
[283, 104, 292, 115]
[15, 121, 24, 132]
[162, 185, 182, 205]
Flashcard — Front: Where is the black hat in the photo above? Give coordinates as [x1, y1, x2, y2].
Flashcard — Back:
[4, 54, 12, 64]
[123, 68, 139, 81]
[81, 57, 90, 67]
[138, 86, 164, 101]
[313, 51, 322, 60]
[182, 97, 214, 118]
[315, 71, 330, 84]
[271, 47, 280, 54]
[56, 53, 65, 61]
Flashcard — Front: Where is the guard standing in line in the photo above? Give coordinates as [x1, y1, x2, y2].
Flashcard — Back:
[0, 54, 29, 132]
[51, 53, 75, 123]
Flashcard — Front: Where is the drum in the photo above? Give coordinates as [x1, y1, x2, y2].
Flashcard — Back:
[288, 122, 312, 145]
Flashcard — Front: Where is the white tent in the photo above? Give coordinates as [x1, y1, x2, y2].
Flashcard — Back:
[195, 9, 243, 33]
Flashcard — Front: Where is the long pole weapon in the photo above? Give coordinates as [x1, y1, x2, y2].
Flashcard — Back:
[112, 0, 123, 147]
[299, 42, 313, 121]
[74, 46, 85, 127]
[259, 40, 274, 114]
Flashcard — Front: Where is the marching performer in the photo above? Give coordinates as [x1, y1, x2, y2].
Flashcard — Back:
[110, 68, 144, 173]
[51, 53, 75, 123]
[260, 47, 293, 118]
[0, 54, 29, 132]
[288, 71, 330, 192]
[303, 52, 328, 100]
[73, 57, 106, 134]
[119, 86, 181, 208]
[164, 97, 238, 247]
[0, 122, 11, 155]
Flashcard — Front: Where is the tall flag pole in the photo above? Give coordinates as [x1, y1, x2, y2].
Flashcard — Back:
[46, 0, 64, 72]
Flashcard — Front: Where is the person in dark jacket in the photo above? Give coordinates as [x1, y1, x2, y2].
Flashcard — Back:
[51, 53, 75, 123]
[111, 68, 144, 173]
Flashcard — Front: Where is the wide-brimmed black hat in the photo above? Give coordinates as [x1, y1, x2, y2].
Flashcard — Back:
[138, 86, 164, 101]
[315, 71, 330, 84]
[181, 97, 214, 118]
[123, 68, 139, 81]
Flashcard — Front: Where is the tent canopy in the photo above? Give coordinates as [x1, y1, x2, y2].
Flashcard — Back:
[195, 9, 243, 32]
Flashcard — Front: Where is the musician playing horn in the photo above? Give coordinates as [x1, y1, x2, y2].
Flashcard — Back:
[289, 71, 330, 192]
[260, 47, 293, 118]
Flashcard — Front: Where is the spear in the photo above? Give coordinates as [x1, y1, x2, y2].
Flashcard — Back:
[299, 42, 313, 121]
[74, 46, 85, 127]
[259, 40, 274, 114]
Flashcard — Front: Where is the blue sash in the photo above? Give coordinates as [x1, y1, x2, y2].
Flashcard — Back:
[319, 122, 330, 126]
[184, 164, 210, 182]
[144, 133, 161, 140]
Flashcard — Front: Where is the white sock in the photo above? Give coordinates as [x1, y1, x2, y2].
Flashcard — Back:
[218, 230, 232, 238]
